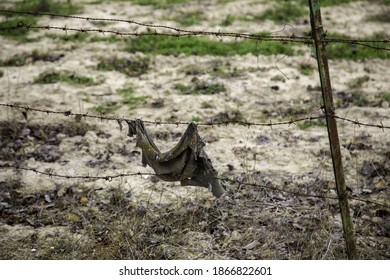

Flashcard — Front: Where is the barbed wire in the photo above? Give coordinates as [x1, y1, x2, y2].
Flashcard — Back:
[0, 21, 315, 44]
[218, 177, 389, 209]
[0, 9, 389, 52]
[0, 164, 388, 209]
[0, 164, 155, 181]
[1, 103, 388, 130]
[0, 10, 388, 206]
[334, 116, 388, 131]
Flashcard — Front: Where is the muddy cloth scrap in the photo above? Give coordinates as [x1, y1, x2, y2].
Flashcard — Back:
[126, 119, 225, 197]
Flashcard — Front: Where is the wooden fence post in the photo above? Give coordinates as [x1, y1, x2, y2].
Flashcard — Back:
[308, 0, 358, 259]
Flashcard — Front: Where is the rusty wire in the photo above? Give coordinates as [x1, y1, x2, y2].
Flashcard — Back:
[0, 9, 389, 213]
[0, 165, 155, 181]
[0, 164, 388, 209]
[1, 103, 389, 130]
[0, 9, 389, 52]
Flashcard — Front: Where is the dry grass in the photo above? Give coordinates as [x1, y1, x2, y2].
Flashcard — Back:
[1, 170, 388, 260]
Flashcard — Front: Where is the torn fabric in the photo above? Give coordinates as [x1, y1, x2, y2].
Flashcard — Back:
[126, 119, 225, 197]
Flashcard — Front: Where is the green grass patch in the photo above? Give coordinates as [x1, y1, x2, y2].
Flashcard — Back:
[297, 119, 327, 130]
[46, 32, 89, 42]
[9, 0, 82, 15]
[92, 101, 120, 115]
[0, 0, 82, 40]
[126, 36, 292, 56]
[220, 15, 253, 26]
[86, 0, 103, 4]
[292, 0, 360, 7]
[217, 0, 235, 3]
[351, 92, 369, 107]
[118, 85, 147, 110]
[191, 116, 202, 122]
[317, 0, 361, 6]
[258, 2, 305, 23]
[220, 15, 235, 26]
[129, 0, 189, 8]
[298, 63, 315, 75]
[173, 11, 204, 26]
[336, 91, 369, 107]
[0, 50, 63, 66]
[90, 35, 121, 43]
[326, 34, 389, 60]
[381, 92, 390, 103]
[287, 106, 309, 117]
[174, 80, 226, 95]
[34, 71, 97, 86]
[97, 56, 150, 77]
[212, 110, 246, 123]
[367, 12, 390, 23]
[0, 16, 38, 40]
[346, 75, 370, 89]
[271, 75, 286, 82]
[181, 61, 245, 78]
[0, 53, 30, 67]
[209, 61, 245, 78]
[0, 69, 3, 78]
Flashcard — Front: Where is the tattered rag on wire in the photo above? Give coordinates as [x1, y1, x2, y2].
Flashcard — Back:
[126, 119, 225, 197]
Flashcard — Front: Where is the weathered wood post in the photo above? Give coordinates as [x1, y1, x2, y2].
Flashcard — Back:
[308, 0, 358, 259]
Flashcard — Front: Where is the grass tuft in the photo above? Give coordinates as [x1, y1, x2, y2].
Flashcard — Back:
[367, 12, 390, 23]
[92, 101, 120, 115]
[97, 56, 150, 77]
[126, 36, 292, 56]
[11, 0, 81, 15]
[0, 50, 64, 66]
[326, 34, 389, 60]
[297, 119, 327, 130]
[298, 63, 315, 75]
[0, 16, 38, 40]
[174, 80, 226, 95]
[173, 11, 204, 26]
[118, 85, 147, 110]
[258, 2, 305, 23]
[381, 92, 390, 103]
[34, 71, 98, 86]
[129, 0, 189, 9]
[0, 0, 82, 40]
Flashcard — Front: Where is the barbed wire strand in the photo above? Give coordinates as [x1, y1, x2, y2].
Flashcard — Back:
[0, 22, 315, 43]
[0, 22, 389, 53]
[1, 103, 388, 130]
[0, 9, 388, 44]
[218, 177, 389, 209]
[0, 165, 388, 209]
[0, 9, 388, 51]
[1, 165, 155, 181]
[0, 10, 388, 209]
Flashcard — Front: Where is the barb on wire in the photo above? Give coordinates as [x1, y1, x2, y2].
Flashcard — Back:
[1, 165, 388, 209]
[1, 103, 389, 130]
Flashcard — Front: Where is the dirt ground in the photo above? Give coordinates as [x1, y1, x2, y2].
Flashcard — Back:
[0, 0, 389, 259]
